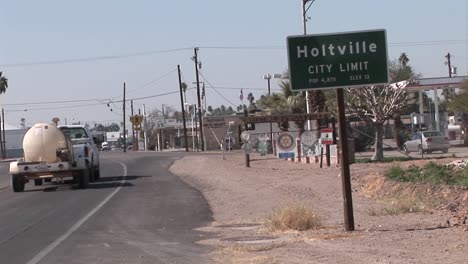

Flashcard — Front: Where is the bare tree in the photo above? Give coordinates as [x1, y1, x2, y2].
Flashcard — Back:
[345, 82, 409, 161]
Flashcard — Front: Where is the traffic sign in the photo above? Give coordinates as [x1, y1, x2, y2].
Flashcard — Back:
[301, 131, 320, 157]
[130, 115, 144, 126]
[287, 29, 388, 91]
[241, 143, 253, 154]
[240, 131, 251, 143]
[321, 128, 334, 145]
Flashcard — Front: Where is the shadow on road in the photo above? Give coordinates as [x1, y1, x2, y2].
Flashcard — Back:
[22, 175, 150, 192]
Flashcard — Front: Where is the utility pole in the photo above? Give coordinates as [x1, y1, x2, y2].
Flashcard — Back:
[143, 104, 147, 151]
[178, 65, 189, 152]
[123, 82, 127, 152]
[0, 109, 3, 158]
[131, 100, 135, 151]
[193, 47, 205, 151]
[445, 53, 452, 77]
[1, 108, 5, 158]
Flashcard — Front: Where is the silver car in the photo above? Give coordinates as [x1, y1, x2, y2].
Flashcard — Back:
[403, 131, 450, 154]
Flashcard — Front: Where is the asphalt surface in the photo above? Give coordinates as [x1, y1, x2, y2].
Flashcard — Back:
[0, 152, 214, 264]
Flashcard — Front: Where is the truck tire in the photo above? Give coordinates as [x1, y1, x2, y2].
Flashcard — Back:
[78, 169, 89, 189]
[34, 179, 43, 186]
[94, 167, 100, 180]
[12, 174, 25, 192]
[89, 167, 95, 183]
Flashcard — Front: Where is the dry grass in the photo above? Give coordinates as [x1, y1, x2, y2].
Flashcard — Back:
[263, 205, 321, 232]
[368, 197, 431, 216]
[251, 255, 278, 264]
[223, 242, 287, 253]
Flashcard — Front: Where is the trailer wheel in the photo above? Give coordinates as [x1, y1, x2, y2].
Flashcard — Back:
[34, 179, 43, 186]
[78, 169, 89, 189]
[12, 174, 25, 192]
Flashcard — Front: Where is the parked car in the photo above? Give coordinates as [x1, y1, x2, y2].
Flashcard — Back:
[101, 142, 110, 151]
[403, 131, 450, 154]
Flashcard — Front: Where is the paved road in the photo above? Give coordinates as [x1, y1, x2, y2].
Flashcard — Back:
[0, 162, 10, 190]
[0, 152, 214, 264]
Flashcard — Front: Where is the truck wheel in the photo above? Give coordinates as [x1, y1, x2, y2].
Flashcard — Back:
[34, 179, 43, 186]
[94, 167, 100, 180]
[12, 174, 25, 192]
[78, 169, 89, 189]
[89, 167, 95, 183]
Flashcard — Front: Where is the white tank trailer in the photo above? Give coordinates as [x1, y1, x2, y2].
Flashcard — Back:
[9, 123, 92, 192]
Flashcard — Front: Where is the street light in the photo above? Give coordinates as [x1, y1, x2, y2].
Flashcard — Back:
[263, 73, 284, 144]
[302, 0, 317, 131]
[263, 74, 273, 143]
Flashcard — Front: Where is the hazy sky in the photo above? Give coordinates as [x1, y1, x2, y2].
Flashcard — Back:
[1, 0, 467, 128]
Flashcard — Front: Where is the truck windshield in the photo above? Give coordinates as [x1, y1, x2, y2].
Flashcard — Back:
[60, 127, 88, 139]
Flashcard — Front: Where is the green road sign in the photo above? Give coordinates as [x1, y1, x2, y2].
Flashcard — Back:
[287, 29, 388, 91]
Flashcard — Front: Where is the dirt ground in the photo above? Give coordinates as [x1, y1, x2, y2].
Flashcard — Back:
[170, 151, 468, 264]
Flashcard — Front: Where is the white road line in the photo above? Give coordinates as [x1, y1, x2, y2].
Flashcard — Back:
[26, 162, 128, 264]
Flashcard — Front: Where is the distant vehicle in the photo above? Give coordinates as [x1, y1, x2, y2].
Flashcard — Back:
[101, 141, 110, 151]
[403, 131, 450, 154]
[9, 123, 101, 192]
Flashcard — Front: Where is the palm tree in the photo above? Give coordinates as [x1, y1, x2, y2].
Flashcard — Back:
[287, 94, 306, 137]
[398, 53, 409, 67]
[52, 117, 60, 126]
[0, 72, 8, 94]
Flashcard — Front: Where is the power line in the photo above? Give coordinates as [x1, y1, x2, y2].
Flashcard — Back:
[5, 102, 104, 112]
[0, 48, 192, 68]
[3, 98, 107, 106]
[198, 72, 238, 107]
[200, 46, 284, 50]
[2, 39, 466, 68]
[110, 68, 178, 100]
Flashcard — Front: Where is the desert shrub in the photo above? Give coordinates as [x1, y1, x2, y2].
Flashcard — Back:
[386, 162, 468, 187]
[355, 157, 414, 163]
[264, 205, 321, 232]
[387, 166, 408, 181]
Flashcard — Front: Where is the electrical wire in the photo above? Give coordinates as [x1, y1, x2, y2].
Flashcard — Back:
[0, 48, 192, 68]
[2, 39, 466, 68]
[5, 102, 104, 112]
[3, 98, 107, 106]
[110, 68, 178, 100]
[198, 72, 238, 107]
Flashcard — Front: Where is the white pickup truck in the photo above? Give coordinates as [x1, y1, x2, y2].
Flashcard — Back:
[9, 123, 101, 192]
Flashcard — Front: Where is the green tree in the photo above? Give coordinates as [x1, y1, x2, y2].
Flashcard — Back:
[0, 72, 8, 94]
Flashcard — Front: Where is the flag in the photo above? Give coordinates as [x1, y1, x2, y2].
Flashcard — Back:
[240, 89, 244, 101]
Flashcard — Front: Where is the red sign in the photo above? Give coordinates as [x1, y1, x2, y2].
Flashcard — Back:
[320, 128, 334, 145]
